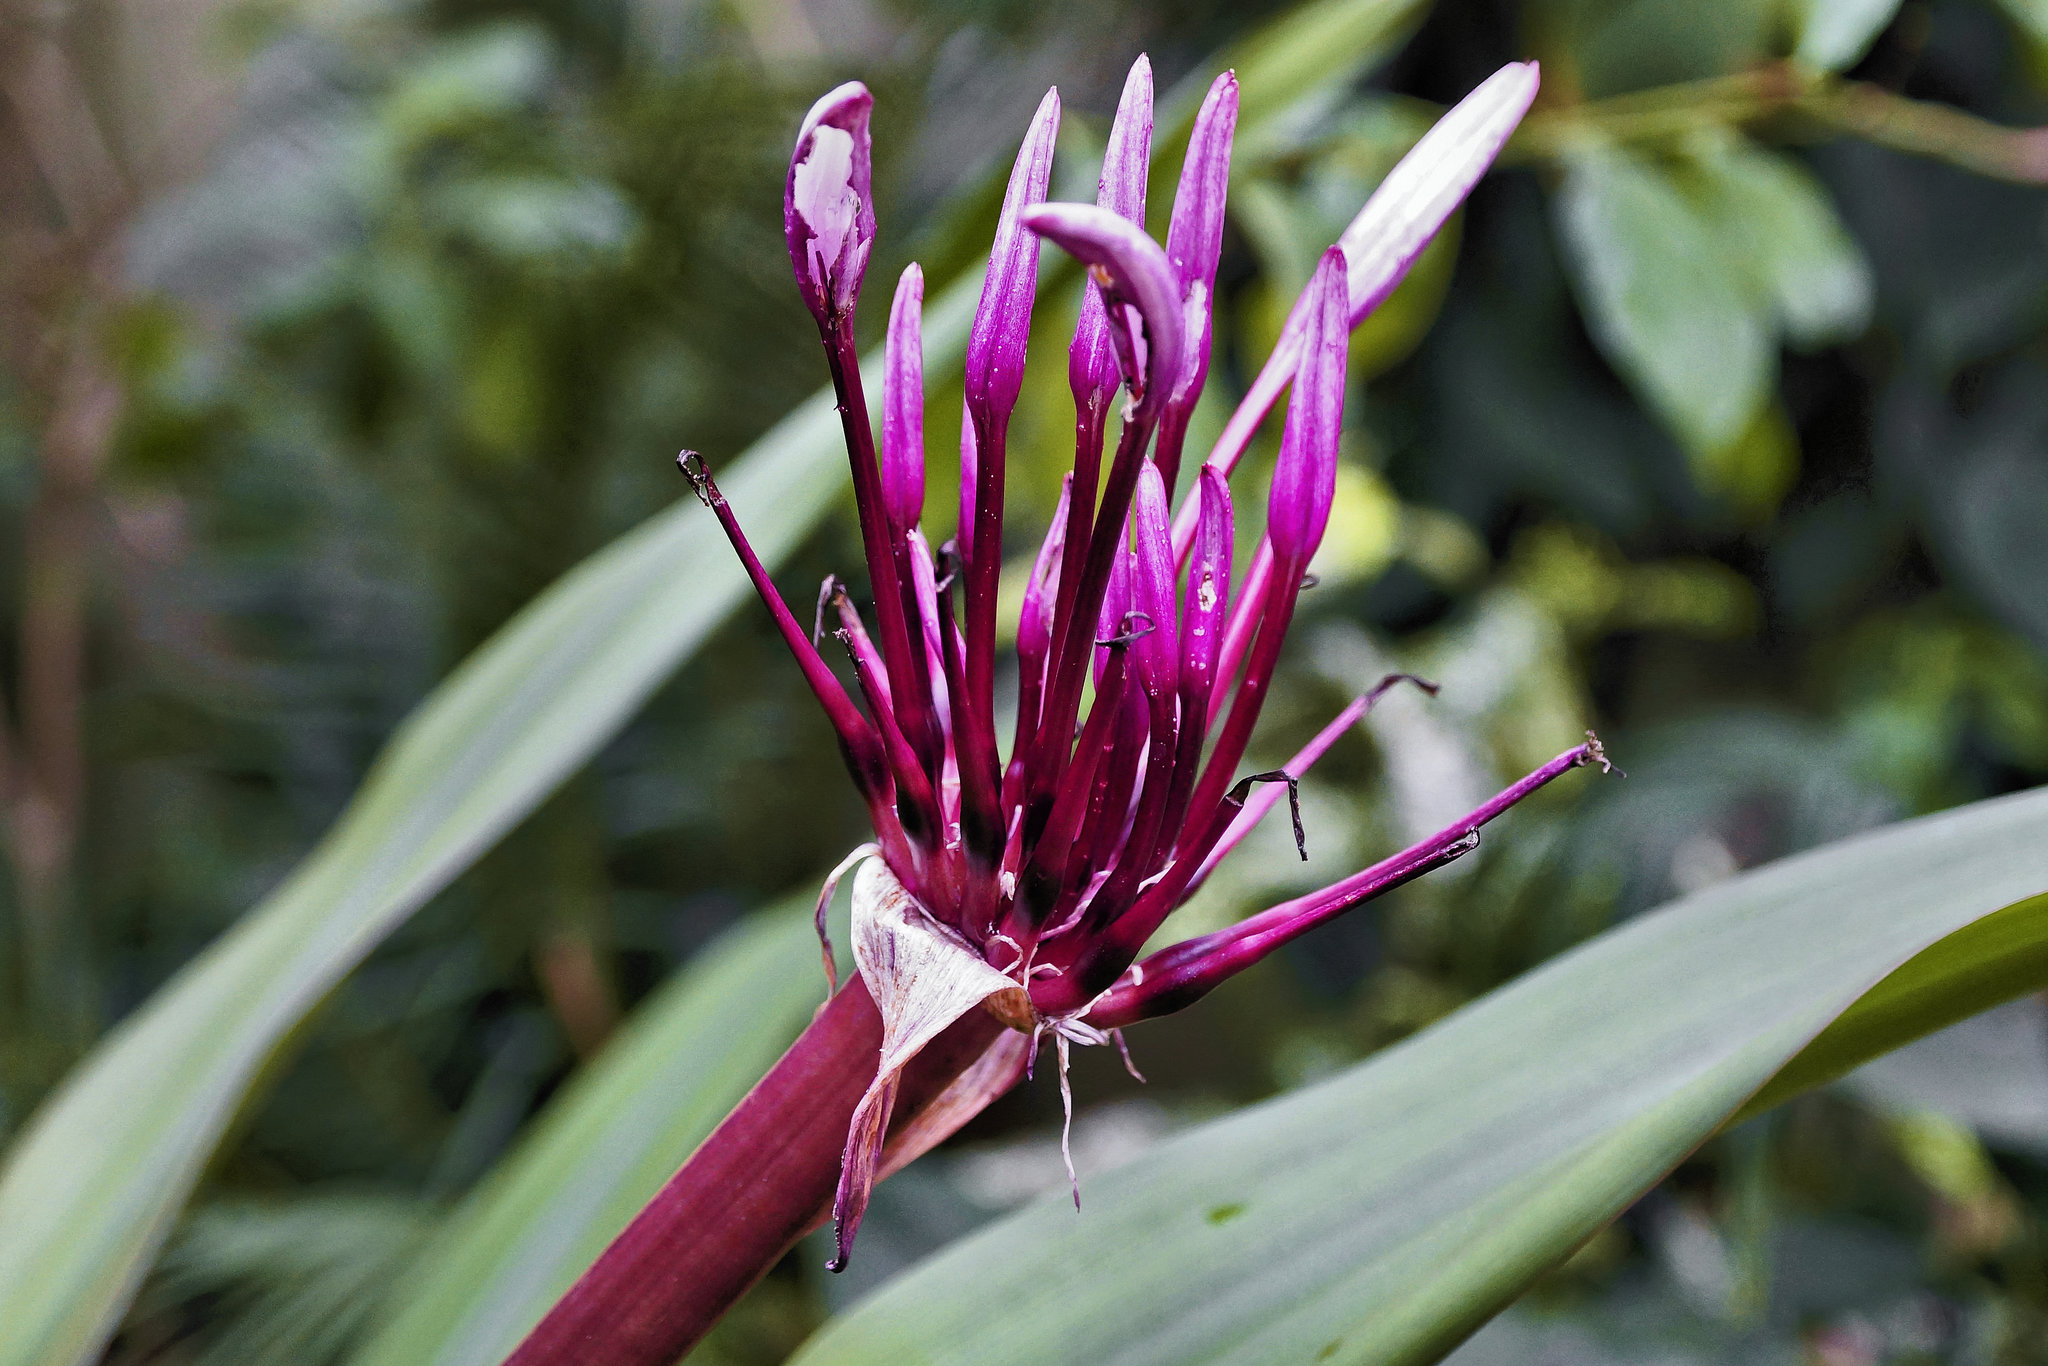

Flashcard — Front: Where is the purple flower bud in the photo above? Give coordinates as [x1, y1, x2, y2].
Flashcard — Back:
[1093, 537, 1134, 688]
[1337, 61, 1538, 326]
[1021, 203, 1184, 420]
[1180, 464, 1233, 698]
[1096, 56, 1152, 228]
[1170, 62, 1538, 562]
[785, 82, 876, 327]
[1152, 466, 1234, 867]
[1265, 247, 1347, 566]
[882, 264, 925, 534]
[1164, 71, 1238, 411]
[1127, 462, 1177, 700]
[956, 405, 977, 574]
[964, 87, 1061, 430]
[1070, 56, 1155, 416]
[1017, 477, 1070, 675]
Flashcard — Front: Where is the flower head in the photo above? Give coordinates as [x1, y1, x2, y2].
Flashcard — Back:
[690, 55, 1594, 1270]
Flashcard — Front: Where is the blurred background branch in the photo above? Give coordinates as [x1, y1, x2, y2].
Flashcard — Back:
[1510, 59, 2048, 184]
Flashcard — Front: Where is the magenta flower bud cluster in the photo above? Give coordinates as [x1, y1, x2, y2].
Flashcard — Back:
[689, 55, 1592, 1268]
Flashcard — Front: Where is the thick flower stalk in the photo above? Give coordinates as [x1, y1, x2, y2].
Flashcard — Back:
[508, 57, 1581, 1366]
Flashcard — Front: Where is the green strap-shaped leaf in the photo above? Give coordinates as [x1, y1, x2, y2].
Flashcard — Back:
[350, 903, 822, 1366]
[0, 277, 972, 1366]
[792, 786, 2048, 1366]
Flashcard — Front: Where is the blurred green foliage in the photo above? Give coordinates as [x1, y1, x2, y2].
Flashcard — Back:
[4, 0, 2048, 1361]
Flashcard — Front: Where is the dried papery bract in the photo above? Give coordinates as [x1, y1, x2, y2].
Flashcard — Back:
[507, 59, 1568, 1366]
[829, 857, 1023, 1268]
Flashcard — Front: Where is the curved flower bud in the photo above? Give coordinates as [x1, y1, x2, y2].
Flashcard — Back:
[785, 81, 876, 326]
[1265, 247, 1347, 566]
[1021, 203, 1185, 421]
[882, 264, 925, 535]
[1070, 56, 1155, 417]
[830, 857, 1025, 1270]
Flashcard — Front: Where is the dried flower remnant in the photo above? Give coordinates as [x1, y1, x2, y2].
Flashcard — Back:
[692, 55, 1585, 1271]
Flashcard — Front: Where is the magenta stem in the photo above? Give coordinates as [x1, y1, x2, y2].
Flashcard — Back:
[1182, 674, 1434, 899]
[1036, 403, 1108, 772]
[504, 979, 1004, 1366]
[821, 323, 934, 777]
[957, 403, 1010, 866]
[682, 458, 903, 855]
[838, 630, 945, 855]
[1026, 415, 1156, 834]
[1211, 538, 1274, 726]
[1066, 684, 1149, 906]
[1082, 690, 1179, 931]
[1151, 399, 1194, 502]
[1009, 643, 1133, 938]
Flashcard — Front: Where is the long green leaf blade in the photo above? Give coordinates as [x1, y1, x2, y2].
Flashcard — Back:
[792, 786, 2048, 1366]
